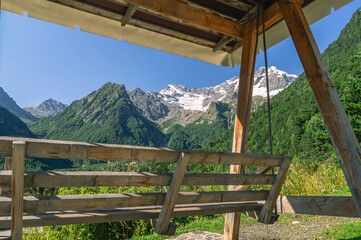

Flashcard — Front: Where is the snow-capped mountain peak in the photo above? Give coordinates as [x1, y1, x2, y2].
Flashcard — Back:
[152, 66, 297, 112]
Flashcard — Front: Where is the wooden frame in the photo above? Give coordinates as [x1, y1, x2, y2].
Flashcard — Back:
[224, 21, 258, 240]
[278, 0, 361, 217]
[0, 137, 291, 239]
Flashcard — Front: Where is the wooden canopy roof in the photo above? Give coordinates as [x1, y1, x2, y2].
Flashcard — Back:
[1, 0, 353, 67]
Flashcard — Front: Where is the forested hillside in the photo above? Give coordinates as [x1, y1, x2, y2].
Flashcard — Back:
[204, 8, 361, 163]
[30, 83, 166, 147]
[167, 102, 234, 149]
[0, 106, 35, 138]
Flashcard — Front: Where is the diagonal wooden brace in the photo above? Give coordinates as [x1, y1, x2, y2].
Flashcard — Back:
[258, 157, 291, 223]
[155, 152, 189, 235]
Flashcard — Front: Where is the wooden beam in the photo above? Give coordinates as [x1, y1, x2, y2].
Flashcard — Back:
[121, 4, 137, 26]
[0, 137, 285, 166]
[277, 196, 359, 218]
[224, 24, 258, 240]
[213, 36, 234, 52]
[11, 141, 25, 240]
[0, 157, 12, 197]
[48, 0, 232, 52]
[249, 2, 283, 33]
[0, 191, 269, 215]
[4, 157, 12, 171]
[155, 152, 189, 235]
[213, 6, 257, 52]
[233, 166, 273, 191]
[0, 202, 264, 229]
[215, 0, 252, 12]
[278, 0, 361, 217]
[258, 157, 291, 223]
[0, 171, 276, 188]
[120, 0, 245, 39]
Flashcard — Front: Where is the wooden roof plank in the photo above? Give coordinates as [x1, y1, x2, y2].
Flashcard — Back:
[48, 0, 232, 51]
[250, 2, 283, 33]
[121, 3, 138, 26]
[213, 6, 256, 52]
[120, 0, 245, 39]
[215, 0, 253, 12]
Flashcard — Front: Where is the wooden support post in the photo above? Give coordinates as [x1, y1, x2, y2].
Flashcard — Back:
[224, 24, 258, 240]
[155, 152, 189, 235]
[258, 157, 291, 223]
[11, 141, 25, 240]
[278, 0, 361, 217]
[1, 157, 12, 197]
[5, 157, 12, 171]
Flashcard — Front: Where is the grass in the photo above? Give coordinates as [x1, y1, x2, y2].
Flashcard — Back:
[322, 221, 361, 239]
[281, 160, 350, 196]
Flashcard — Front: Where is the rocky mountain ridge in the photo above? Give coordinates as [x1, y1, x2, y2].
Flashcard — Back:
[29, 83, 166, 146]
[24, 98, 67, 118]
[128, 66, 297, 125]
[0, 87, 38, 122]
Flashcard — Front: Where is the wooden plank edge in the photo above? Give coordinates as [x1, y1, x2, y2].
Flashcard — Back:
[0, 202, 264, 228]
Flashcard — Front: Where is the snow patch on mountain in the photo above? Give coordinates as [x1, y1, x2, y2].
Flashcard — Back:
[153, 66, 297, 112]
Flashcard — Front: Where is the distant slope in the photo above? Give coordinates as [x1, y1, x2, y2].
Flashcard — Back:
[128, 88, 169, 121]
[167, 102, 234, 149]
[30, 83, 166, 146]
[0, 87, 38, 122]
[204, 8, 361, 162]
[0, 106, 35, 138]
[24, 98, 67, 118]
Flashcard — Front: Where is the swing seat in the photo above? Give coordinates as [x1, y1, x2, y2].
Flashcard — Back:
[0, 137, 291, 237]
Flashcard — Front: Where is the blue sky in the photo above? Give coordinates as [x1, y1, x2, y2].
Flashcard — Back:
[0, 1, 360, 108]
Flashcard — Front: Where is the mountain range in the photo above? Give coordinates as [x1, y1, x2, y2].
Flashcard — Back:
[129, 66, 297, 126]
[0, 66, 297, 150]
[0, 87, 38, 122]
[24, 98, 67, 118]
[29, 83, 166, 146]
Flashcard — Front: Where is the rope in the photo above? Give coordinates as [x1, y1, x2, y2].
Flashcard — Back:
[262, 4, 277, 214]
[240, 6, 260, 154]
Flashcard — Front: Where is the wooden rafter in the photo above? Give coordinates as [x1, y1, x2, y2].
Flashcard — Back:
[213, 6, 257, 52]
[250, 1, 283, 33]
[48, 0, 233, 52]
[215, 0, 253, 12]
[121, 3, 137, 26]
[119, 0, 245, 39]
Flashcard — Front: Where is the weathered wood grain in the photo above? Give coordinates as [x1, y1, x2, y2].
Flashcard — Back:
[0, 171, 276, 188]
[119, 0, 245, 39]
[279, 0, 361, 217]
[11, 142, 25, 240]
[0, 202, 263, 229]
[259, 157, 291, 223]
[233, 166, 273, 191]
[121, 3, 137, 26]
[215, 0, 252, 12]
[0, 158, 12, 197]
[225, 22, 258, 240]
[156, 152, 189, 235]
[0, 191, 269, 215]
[277, 196, 359, 218]
[0, 137, 284, 166]
[250, 2, 283, 33]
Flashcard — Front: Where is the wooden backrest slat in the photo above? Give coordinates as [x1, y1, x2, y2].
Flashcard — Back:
[0, 191, 269, 215]
[0, 137, 284, 166]
[0, 171, 276, 188]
